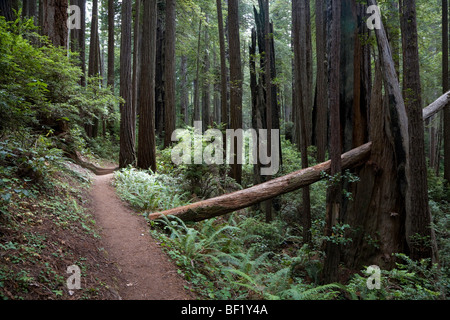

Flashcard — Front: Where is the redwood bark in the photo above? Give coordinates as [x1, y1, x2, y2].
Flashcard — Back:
[228, 0, 243, 185]
[42, 0, 68, 48]
[216, 0, 228, 129]
[400, 0, 433, 261]
[164, 0, 176, 148]
[119, 0, 136, 168]
[108, 0, 115, 90]
[0, 0, 13, 21]
[444, 0, 450, 184]
[322, 0, 342, 284]
[293, 0, 312, 244]
[315, 0, 328, 163]
[137, 0, 157, 171]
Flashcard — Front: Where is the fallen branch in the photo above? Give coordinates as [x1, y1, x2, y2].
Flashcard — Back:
[148, 142, 372, 222]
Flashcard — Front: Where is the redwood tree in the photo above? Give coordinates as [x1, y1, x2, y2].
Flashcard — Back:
[322, 0, 341, 284]
[164, 0, 176, 148]
[216, 0, 228, 129]
[107, 0, 115, 91]
[228, 0, 243, 185]
[315, 0, 328, 163]
[0, 0, 13, 21]
[70, 0, 86, 87]
[399, 0, 434, 261]
[119, 0, 136, 168]
[137, 0, 157, 171]
[444, 0, 450, 184]
[42, 0, 68, 48]
[292, 0, 312, 244]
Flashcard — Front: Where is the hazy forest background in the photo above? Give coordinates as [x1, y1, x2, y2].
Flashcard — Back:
[0, 0, 450, 300]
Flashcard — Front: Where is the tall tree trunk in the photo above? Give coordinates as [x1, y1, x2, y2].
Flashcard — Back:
[137, 0, 157, 171]
[212, 43, 220, 124]
[164, 0, 176, 147]
[70, 0, 86, 86]
[155, 3, 165, 137]
[444, 0, 450, 184]
[88, 0, 100, 79]
[0, 0, 13, 21]
[228, 0, 243, 185]
[106, 0, 116, 136]
[42, 0, 68, 48]
[322, 0, 341, 284]
[293, 0, 312, 244]
[119, 0, 136, 168]
[315, 0, 328, 163]
[87, 0, 101, 138]
[399, 0, 434, 261]
[180, 55, 189, 124]
[132, 0, 140, 118]
[193, 18, 202, 124]
[216, 0, 228, 129]
[269, 22, 282, 167]
[250, 27, 263, 189]
[107, 0, 115, 90]
[201, 18, 211, 132]
[386, 0, 400, 77]
[260, 0, 273, 222]
[22, 0, 37, 20]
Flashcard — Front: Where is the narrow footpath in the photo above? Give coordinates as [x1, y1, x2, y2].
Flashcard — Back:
[90, 173, 195, 300]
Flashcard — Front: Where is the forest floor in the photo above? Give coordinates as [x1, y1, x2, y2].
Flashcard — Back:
[89, 171, 196, 300]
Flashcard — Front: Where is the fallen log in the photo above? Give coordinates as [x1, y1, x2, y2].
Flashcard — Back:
[67, 151, 119, 176]
[422, 90, 450, 121]
[148, 142, 372, 222]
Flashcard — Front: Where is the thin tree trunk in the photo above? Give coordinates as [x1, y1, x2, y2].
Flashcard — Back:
[250, 27, 263, 189]
[79, 0, 86, 87]
[258, 0, 274, 222]
[228, 0, 243, 185]
[315, 0, 328, 163]
[444, 0, 450, 184]
[119, 0, 136, 168]
[193, 18, 202, 124]
[216, 0, 228, 129]
[293, 0, 312, 244]
[88, 0, 100, 79]
[87, 0, 100, 138]
[201, 18, 211, 132]
[164, 0, 176, 147]
[107, 0, 115, 91]
[180, 55, 189, 124]
[132, 0, 140, 120]
[70, 0, 86, 86]
[155, 5, 165, 137]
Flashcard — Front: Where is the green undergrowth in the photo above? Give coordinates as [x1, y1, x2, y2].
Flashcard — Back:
[113, 136, 450, 300]
[0, 135, 118, 300]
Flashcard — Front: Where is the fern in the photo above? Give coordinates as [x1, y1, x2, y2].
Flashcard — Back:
[279, 283, 345, 300]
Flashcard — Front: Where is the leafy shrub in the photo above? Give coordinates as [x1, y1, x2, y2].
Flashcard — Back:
[113, 167, 191, 213]
[345, 254, 445, 300]
[0, 16, 119, 148]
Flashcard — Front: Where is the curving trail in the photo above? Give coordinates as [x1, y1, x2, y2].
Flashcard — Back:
[90, 172, 195, 300]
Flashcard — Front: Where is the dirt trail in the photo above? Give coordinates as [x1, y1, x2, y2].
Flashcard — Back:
[90, 172, 195, 300]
